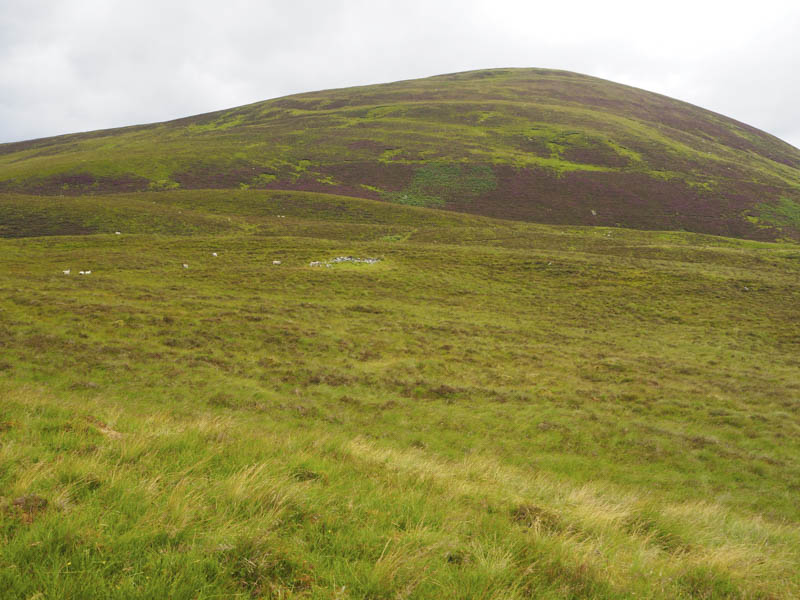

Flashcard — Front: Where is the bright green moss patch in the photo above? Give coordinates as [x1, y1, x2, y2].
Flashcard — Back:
[757, 197, 800, 228]
[186, 113, 245, 133]
[383, 162, 497, 207]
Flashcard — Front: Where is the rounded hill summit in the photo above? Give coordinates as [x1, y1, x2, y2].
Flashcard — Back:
[2, 68, 799, 240]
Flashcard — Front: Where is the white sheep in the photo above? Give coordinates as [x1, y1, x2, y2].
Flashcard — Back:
[212, 252, 218, 257]
[272, 260, 281, 265]
[63, 269, 70, 275]
[115, 231, 121, 235]
[183, 263, 189, 269]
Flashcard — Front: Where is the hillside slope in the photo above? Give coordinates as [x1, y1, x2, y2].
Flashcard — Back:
[1, 201, 799, 597]
[2, 68, 800, 240]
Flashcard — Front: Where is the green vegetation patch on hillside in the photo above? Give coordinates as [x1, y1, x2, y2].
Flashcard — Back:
[382, 163, 497, 207]
[757, 197, 800, 228]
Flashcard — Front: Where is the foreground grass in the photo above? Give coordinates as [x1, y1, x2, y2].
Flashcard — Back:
[1, 195, 799, 598]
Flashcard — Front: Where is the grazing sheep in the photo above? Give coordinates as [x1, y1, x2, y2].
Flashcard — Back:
[79, 271, 85, 275]
[63, 269, 70, 275]
[115, 231, 121, 235]
[272, 260, 281, 265]
[183, 263, 189, 269]
[212, 252, 218, 257]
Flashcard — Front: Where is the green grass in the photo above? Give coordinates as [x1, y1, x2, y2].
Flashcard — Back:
[757, 197, 800, 229]
[379, 160, 497, 207]
[1, 190, 799, 598]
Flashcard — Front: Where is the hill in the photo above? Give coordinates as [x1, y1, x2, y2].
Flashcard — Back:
[2, 68, 800, 240]
[1, 70, 800, 597]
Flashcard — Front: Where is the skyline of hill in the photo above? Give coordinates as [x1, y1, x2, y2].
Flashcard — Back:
[2, 68, 799, 241]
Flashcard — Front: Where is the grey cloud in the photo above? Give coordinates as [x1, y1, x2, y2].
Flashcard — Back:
[1, 0, 798, 149]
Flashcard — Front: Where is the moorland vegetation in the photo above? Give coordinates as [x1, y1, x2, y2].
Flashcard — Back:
[1, 68, 800, 240]
[1, 70, 799, 598]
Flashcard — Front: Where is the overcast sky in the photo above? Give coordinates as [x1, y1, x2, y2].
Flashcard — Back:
[1, 0, 798, 148]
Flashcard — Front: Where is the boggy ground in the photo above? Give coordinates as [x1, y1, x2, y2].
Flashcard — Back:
[0, 190, 799, 598]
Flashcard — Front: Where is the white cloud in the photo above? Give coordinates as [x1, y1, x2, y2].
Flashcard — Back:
[1, 0, 798, 148]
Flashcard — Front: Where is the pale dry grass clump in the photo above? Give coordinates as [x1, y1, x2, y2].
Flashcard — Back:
[344, 436, 800, 597]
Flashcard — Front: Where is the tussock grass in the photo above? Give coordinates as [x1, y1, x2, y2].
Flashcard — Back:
[0, 196, 799, 597]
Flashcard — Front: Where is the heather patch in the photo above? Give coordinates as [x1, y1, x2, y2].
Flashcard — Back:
[1, 171, 150, 195]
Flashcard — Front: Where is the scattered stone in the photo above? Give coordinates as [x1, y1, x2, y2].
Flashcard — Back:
[12, 495, 48, 514]
[309, 256, 381, 267]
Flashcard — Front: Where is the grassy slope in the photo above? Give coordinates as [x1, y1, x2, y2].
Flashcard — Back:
[2, 68, 800, 240]
[1, 190, 799, 598]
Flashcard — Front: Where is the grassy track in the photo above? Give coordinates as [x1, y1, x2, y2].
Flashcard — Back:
[1, 190, 799, 598]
